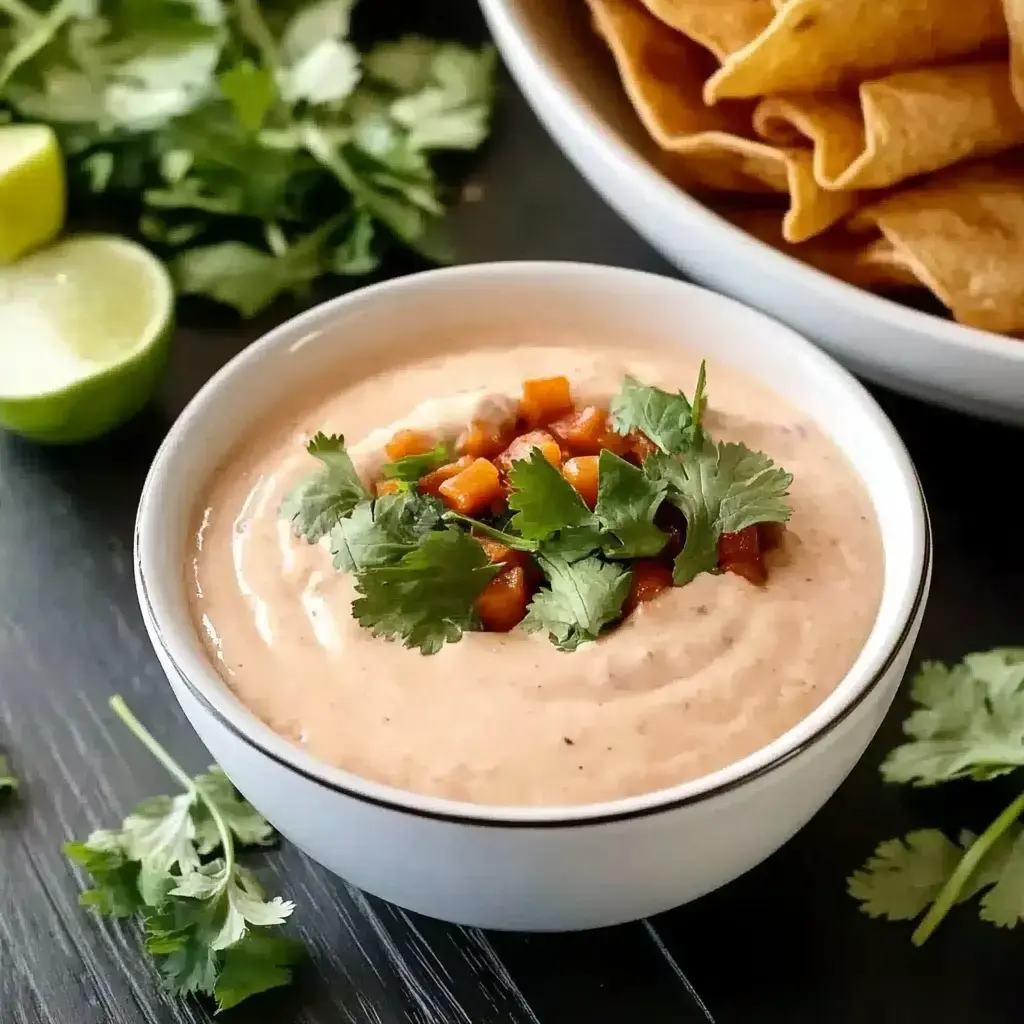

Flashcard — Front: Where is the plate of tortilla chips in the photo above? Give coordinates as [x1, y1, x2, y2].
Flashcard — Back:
[479, 0, 1024, 422]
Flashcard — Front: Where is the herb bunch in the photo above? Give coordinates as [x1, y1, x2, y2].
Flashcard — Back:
[281, 366, 793, 654]
[849, 649, 1024, 944]
[65, 696, 304, 1010]
[0, 0, 496, 315]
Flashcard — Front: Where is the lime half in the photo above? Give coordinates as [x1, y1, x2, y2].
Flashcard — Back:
[0, 124, 66, 264]
[0, 235, 174, 444]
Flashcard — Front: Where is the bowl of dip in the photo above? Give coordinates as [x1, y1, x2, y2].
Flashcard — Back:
[135, 262, 930, 931]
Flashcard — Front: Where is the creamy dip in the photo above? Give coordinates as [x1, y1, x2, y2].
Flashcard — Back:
[189, 336, 883, 806]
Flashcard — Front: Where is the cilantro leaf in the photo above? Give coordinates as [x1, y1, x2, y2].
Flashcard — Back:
[539, 526, 606, 563]
[215, 930, 306, 1012]
[882, 650, 1024, 786]
[507, 449, 596, 542]
[380, 442, 451, 484]
[594, 450, 667, 559]
[280, 432, 370, 543]
[521, 554, 631, 652]
[66, 697, 303, 1009]
[648, 442, 792, 585]
[848, 831, 974, 922]
[218, 60, 276, 132]
[0, 753, 17, 797]
[331, 492, 443, 572]
[352, 529, 500, 654]
[609, 362, 706, 454]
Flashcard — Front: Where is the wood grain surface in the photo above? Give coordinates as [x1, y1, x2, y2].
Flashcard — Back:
[2, 28, 1024, 1024]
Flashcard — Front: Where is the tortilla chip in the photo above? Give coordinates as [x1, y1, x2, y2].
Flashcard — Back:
[850, 158, 1024, 333]
[706, 0, 1008, 103]
[1006, 0, 1024, 108]
[717, 205, 921, 290]
[635, 0, 775, 62]
[753, 62, 1024, 191]
[587, 0, 858, 241]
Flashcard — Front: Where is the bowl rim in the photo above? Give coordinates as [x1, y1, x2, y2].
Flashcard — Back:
[136, 260, 931, 828]
[476, 0, 1024, 367]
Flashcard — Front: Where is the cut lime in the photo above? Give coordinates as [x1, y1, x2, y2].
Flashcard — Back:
[0, 235, 174, 444]
[0, 124, 66, 264]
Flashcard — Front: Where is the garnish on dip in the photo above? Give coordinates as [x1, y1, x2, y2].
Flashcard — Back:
[281, 365, 793, 654]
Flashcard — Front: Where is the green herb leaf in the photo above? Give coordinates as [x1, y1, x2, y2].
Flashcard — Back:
[848, 831, 974, 922]
[609, 363, 706, 454]
[0, 753, 17, 797]
[648, 442, 792, 585]
[280, 432, 370, 543]
[521, 554, 631, 652]
[65, 697, 303, 1009]
[331, 492, 443, 572]
[594, 450, 667, 559]
[218, 60, 276, 131]
[380, 442, 451, 483]
[882, 650, 1024, 787]
[539, 526, 606, 563]
[352, 529, 500, 654]
[507, 449, 596, 542]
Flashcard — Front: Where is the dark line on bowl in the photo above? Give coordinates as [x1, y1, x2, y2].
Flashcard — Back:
[135, 466, 931, 829]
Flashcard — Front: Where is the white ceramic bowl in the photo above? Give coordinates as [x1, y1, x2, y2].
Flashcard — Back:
[478, 0, 1024, 425]
[136, 263, 930, 931]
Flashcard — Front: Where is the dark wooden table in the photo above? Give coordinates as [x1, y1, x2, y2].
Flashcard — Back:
[3, 56, 1024, 1024]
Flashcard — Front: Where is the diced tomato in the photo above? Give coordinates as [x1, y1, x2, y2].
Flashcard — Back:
[562, 456, 600, 508]
[457, 420, 514, 460]
[520, 376, 574, 427]
[759, 521, 785, 551]
[376, 479, 403, 496]
[418, 455, 474, 497]
[718, 525, 767, 585]
[496, 430, 563, 475]
[623, 560, 674, 615]
[385, 429, 433, 462]
[476, 565, 530, 632]
[625, 430, 659, 465]
[438, 458, 503, 515]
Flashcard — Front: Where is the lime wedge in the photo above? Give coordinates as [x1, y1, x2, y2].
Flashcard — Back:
[0, 124, 66, 264]
[0, 235, 174, 444]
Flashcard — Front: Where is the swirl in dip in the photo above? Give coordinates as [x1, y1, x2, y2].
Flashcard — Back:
[188, 338, 883, 806]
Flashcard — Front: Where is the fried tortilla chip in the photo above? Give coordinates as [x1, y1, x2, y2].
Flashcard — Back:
[716, 205, 921, 291]
[705, 0, 1008, 103]
[635, 0, 775, 61]
[753, 62, 1024, 191]
[850, 158, 1024, 333]
[588, 0, 857, 241]
[1006, 0, 1024, 108]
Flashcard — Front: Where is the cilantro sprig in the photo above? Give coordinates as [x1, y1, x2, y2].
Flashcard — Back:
[280, 366, 792, 654]
[0, 0, 497, 316]
[65, 697, 304, 1011]
[849, 649, 1024, 945]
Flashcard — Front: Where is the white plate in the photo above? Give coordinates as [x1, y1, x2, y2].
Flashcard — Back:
[478, 0, 1024, 425]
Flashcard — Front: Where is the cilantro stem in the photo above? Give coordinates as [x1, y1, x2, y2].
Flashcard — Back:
[0, 0, 41, 27]
[235, 0, 280, 69]
[443, 512, 540, 551]
[912, 788, 1024, 945]
[108, 696, 236, 881]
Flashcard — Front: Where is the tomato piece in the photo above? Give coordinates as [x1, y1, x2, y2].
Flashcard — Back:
[457, 420, 514, 459]
[719, 525, 767, 585]
[759, 521, 785, 551]
[654, 501, 686, 561]
[625, 430, 659, 465]
[562, 456, 600, 508]
[623, 560, 674, 615]
[376, 478, 403, 496]
[476, 565, 530, 632]
[418, 455, 474, 497]
[496, 430, 563, 475]
[385, 429, 433, 462]
[520, 376, 574, 427]
[438, 458, 502, 515]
